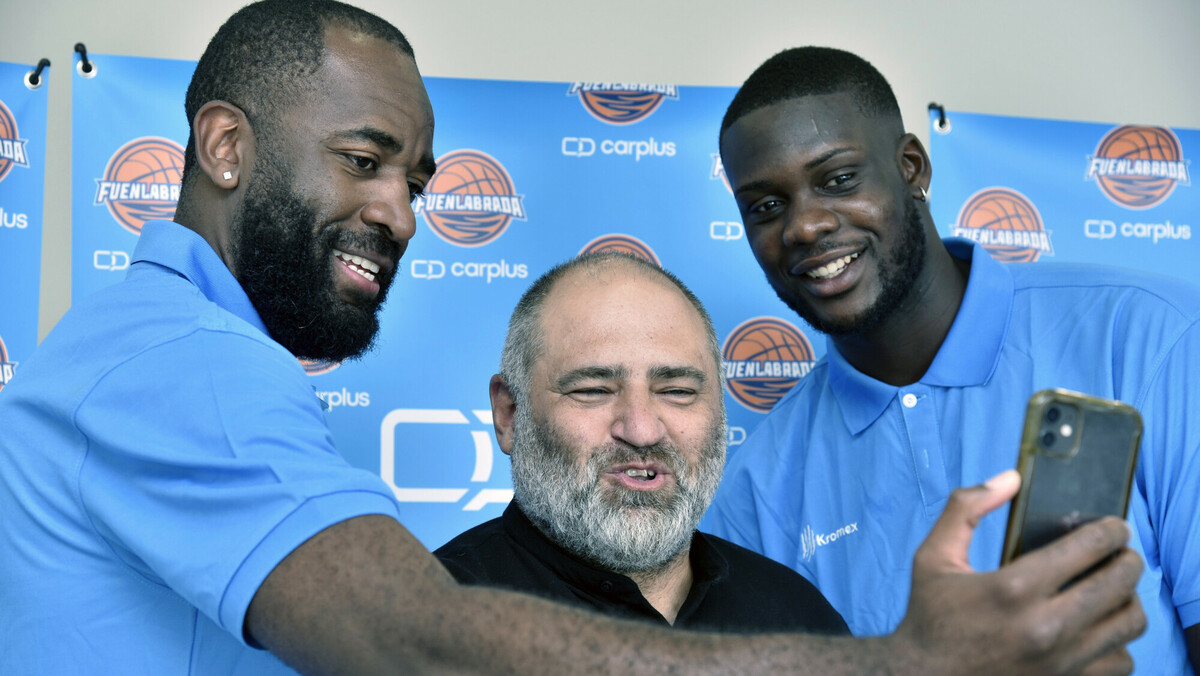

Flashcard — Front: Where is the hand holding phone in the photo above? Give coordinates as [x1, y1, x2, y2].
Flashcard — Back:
[1001, 388, 1142, 566]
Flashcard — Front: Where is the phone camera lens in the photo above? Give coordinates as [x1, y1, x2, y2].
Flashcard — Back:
[1046, 407, 1061, 423]
[1041, 432, 1056, 447]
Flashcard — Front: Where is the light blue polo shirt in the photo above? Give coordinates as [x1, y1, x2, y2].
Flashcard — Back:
[703, 239, 1200, 674]
[0, 220, 401, 674]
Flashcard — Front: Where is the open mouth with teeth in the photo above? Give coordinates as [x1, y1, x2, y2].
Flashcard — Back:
[806, 253, 859, 280]
[334, 249, 381, 283]
[610, 466, 667, 491]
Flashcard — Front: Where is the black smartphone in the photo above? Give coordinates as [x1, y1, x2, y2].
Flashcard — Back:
[1000, 388, 1142, 566]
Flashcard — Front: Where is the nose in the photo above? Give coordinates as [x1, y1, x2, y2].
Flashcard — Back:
[360, 177, 418, 245]
[610, 389, 668, 449]
[782, 202, 838, 248]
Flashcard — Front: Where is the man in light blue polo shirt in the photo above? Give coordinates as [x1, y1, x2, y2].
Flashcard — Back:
[703, 46, 1200, 675]
[0, 4, 1151, 673]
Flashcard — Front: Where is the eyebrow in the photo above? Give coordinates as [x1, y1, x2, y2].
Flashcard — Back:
[555, 366, 626, 390]
[554, 364, 707, 390]
[329, 127, 438, 176]
[733, 146, 855, 198]
[648, 365, 707, 384]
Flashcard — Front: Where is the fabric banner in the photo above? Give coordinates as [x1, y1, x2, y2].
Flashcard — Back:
[0, 60, 49, 395]
[68, 55, 821, 548]
[71, 53, 193, 304]
[929, 109, 1196, 284]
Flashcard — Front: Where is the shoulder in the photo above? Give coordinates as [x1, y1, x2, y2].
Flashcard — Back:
[699, 533, 849, 634]
[1010, 261, 1200, 318]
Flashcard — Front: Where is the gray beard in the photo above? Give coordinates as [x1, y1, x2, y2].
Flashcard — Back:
[509, 403, 726, 576]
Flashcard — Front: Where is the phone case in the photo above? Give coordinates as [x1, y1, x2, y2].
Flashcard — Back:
[1000, 388, 1142, 565]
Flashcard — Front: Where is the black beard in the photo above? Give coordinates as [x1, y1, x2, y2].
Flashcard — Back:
[769, 197, 927, 336]
[230, 158, 399, 362]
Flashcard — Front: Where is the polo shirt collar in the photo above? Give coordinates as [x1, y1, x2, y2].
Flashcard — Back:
[830, 238, 1013, 433]
[131, 220, 270, 337]
[501, 502, 729, 623]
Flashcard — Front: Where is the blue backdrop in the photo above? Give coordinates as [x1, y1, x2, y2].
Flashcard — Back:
[929, 109, 1196, 281]
[0, 60, 48, 396]
[67, 54, 819, 548]
[58, 54, 1200, 549]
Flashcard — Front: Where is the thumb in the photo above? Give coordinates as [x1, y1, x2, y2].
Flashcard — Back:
[916, 470, 1020, 574]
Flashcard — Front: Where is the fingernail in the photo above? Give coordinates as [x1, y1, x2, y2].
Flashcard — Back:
[983, 469, 1019, 490]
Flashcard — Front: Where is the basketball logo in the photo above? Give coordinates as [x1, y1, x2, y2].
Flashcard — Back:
[578, 234, 661, 266]
[722, 317, 816, 413]
[299, 358, 340, 376]
[567, 83, 678, 125]
[0, 99, 30, 184]
[1086, 125, 1190, 210]
[93, 137, 185, 235]
[710, 154, 731, 194]
[413, 150, 526, 247]
[0, 334, 17, 393]
[952, 187, 1053, 263]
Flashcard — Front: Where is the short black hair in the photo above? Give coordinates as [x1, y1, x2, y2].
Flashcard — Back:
[720, 46, 901, 139]
[180, 0, 415, 190]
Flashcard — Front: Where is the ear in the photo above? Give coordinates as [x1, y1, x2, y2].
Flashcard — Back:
[489, 374, 517, 456]
[193, 100, 250, 190]
[897, 132, 932, 197]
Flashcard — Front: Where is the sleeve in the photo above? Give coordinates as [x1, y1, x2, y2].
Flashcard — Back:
[1134, 319, 1200, 627]
[73, 328, 402, 644]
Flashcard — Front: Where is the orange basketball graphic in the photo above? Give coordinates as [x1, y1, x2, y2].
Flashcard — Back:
[954, 187, 1051, 263]
[567, 83, 677, 125]
[94, 137, 185, 235]
[299, 358, 340, 376]
[1088, 126, 1188, 210]
[578, 234, 661, 266]
[0, 334, 15, 393]
[710, 154, 732, 194]
[0, 99, 29, 184]
[418, 150, 525, 247]
[722, 317, 816, 413]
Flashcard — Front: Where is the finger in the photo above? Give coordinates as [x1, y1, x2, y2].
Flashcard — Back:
[1077, 649, 1135, 676]
[1008, 517, 1133, 595]
[916, 470, 1020, 573]
[1047, 548, 1144, 640]
[1075, 597, 1147, 676]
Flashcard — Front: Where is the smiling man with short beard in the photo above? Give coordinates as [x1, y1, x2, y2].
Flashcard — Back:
[230, 147, 400, 362]
[436, 252, 848, 633]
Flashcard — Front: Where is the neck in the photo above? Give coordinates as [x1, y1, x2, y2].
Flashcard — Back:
[627, 547, 693, 625]
[833, 241, 971, 386]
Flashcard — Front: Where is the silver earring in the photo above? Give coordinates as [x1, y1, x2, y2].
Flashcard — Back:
[916, 186, 929, 202]
[222, 171, 233, 181]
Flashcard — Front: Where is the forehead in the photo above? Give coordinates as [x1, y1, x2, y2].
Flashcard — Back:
[536, 266, 716, 377]
[721, 92, 892, 177]
[280, 26, 434, 140]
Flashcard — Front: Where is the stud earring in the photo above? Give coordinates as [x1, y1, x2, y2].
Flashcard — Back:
[222, 171, 233, 181]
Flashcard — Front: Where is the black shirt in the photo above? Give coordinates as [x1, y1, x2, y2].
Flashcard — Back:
[435, 503, 848, 635]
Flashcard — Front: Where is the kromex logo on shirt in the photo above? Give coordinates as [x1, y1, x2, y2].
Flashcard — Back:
[801, 522, 859, 561]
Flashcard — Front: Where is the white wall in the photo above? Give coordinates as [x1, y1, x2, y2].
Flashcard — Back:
[3, 0, 1199, 339]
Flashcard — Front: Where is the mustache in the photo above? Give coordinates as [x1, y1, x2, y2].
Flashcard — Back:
[586, 442, 686, 477]
[328, 228, 402, 262]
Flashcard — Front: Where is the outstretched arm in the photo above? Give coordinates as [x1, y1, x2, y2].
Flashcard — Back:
[246, 471, 1145, 675]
